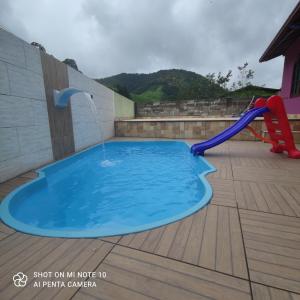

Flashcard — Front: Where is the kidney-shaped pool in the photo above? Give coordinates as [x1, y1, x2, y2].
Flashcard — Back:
[0, 141, 216, 237]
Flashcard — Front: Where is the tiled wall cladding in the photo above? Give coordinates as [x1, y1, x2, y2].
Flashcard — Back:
[0, 28, 135, 182]
[0, 29, 53, 182]
[115, 119, 300, 143]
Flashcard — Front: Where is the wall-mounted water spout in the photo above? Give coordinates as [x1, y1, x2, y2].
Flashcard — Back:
[53, 87, 92, 108]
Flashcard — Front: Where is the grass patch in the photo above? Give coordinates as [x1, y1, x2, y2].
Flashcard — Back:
[132, 85, 164, 102]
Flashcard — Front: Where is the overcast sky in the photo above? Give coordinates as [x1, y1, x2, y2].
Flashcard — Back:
[0, 0, 298, 88]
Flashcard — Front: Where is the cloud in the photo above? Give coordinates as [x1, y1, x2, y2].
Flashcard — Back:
[0, 0, 29, 40]
[0, 0, 298, 87]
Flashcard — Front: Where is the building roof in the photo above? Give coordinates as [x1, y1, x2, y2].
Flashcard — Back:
[260, 2, 300, 62]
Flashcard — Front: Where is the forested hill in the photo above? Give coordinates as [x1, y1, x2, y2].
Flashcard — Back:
[96, 69, 225, 102]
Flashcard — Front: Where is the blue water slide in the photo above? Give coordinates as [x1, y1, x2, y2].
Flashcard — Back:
[191, 106, 269, 156]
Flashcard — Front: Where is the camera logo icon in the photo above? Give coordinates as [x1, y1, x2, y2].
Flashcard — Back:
[13, 272, 28, 287]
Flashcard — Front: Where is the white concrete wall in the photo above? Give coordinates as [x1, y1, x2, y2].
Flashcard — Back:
[68, 67, 115, 151]
[0, 29, 53, 182]
[114, 92, 135, 120]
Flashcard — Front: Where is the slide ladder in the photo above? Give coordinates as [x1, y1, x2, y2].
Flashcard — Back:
[255, 96, 300, 158]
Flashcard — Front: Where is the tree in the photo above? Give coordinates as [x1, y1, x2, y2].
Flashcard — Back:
[205, 72, 216, 84]
[205, 70, 232, 90]
[30, 42, 46, 52]
[115, 84, 131, 99]
[63, 58, 81, 72]
[236, 62, 254, 88]
[205, 70, 232, 97]
[216, 70, 232, 89]
[208, 62, 256, 92]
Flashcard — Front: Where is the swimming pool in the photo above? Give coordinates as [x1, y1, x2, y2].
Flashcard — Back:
[0, 141, 216, 237]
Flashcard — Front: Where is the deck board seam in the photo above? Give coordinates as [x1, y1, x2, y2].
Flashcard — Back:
[241, 228, 300, 242]
[275, 185, 297, 215]
[0, 238, 54, 273]
[98, 236, 122, 244]
[282, 186, 300, 208]
[237, 207, 300, 219]
[97, 239, 119, 246]
[228, 207, 234, 276]
[102, 261, 217, 300]
[166, 219, 182, 257]
[241, 223, 300, 235]
[232, 178, 300, 188]
[243, 235, 300, 251]
[103, 256, 249, 297]
[2, 238, 74, 296]
[0, 234, 32, 259]
[249, 183, 260, 211]
[14, 241, 91, 297]
[257, 182, 271, 212]
[228, 153, 248, 281]
[180, 214, 195, 261]
[153, 225, 168, 254]
[138, 230, 153, 250]
[269, 184, 291, 216]
[33, 239, 98, 299]
[238, 215, 300, 228]
[113, 243, 251, 283]
[70, 242, 117, 300]
[76, 289, 106, 300]
[249, 269, 300, 286]
[236, 207, 253, 300]
[245, 245, 300, 260]
[197, 206, 208, 266]
[210, 203, 236, 209]
[0, 236, 52, 266]
[81, 280, 159, 300]
[47, 240, 113, 300]
[248, 257, 300, 273]
[214, 206, 219, 270]
[0, 231, 17, 244]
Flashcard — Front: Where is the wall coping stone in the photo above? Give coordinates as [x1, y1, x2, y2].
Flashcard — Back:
[118, 116, 300, 122]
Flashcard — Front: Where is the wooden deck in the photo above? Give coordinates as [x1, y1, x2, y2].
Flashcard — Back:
[0, 139, 299, 300]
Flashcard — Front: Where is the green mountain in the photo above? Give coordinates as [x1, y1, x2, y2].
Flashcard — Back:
[96, 69, 279, 102]
[96, 69, 225, 102]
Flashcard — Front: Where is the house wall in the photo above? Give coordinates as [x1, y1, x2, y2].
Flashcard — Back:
[0, 29, 53, 182]
[68, 67, 115, 151]
[280, 37, 300, 114]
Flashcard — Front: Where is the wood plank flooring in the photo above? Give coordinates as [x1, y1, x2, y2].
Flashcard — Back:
[251, 283, 300, 300]
[0, 234, 113, 300]
[118, 205, 248, 279]
[240, 210, 300, 293]
[0, 139, 300, 299]
[75, 246, 252, 300]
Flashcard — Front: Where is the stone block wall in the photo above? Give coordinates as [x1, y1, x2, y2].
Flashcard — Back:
[0, 29, 53, 182]
[136, 98, 250, 118]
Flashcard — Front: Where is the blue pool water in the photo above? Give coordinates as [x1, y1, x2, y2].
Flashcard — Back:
[0, 141, 215, 237]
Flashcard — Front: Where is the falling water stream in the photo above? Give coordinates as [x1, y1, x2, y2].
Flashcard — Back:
[86, 95, 113, 167]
